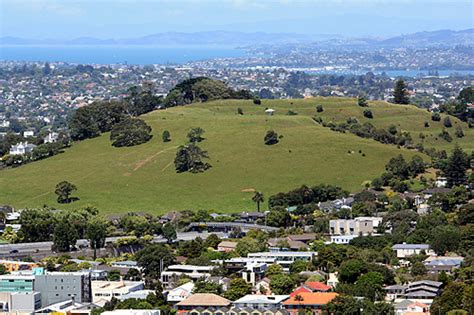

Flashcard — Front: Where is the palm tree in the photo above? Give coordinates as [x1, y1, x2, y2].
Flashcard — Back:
[252, 191, 264, 212]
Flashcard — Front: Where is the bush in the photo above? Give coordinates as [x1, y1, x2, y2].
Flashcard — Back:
[287, 110, 298, 116]
[455, 127, 464, 138]
[431, 112, 441, 121]
[363, 109, 373, 119]
[358, 95, 368, 107]
[237, 108, 244, 115]
[253, 98, 261, 105]
[264, 130, 279, 145]
[439, 129, 453, 142]
[424, 121, 430, 127]
[162, 130, 171, 142]
[110, 118, 152, 147]
[316, 105, 324, 113]
[443, 117, 452, 128]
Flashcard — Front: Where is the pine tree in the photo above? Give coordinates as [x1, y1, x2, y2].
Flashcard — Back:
[393, 79, 409, 104]
[444, 145, 470, 187]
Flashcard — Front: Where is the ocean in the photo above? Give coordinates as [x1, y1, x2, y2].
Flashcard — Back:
[0, 45, 246, 65]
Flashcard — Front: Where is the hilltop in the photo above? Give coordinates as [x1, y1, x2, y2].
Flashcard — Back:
[0, 97, 471, 214]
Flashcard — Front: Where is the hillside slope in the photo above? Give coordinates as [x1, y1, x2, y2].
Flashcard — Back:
[0, 98, 471, 214]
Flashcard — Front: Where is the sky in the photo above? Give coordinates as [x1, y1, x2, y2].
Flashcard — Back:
[0, 0, 473, 39]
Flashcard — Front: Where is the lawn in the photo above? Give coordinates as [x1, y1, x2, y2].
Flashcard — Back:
[0, 98, 471, 215]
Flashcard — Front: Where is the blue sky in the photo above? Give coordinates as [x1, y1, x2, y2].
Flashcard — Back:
[1, 0, 473, 39]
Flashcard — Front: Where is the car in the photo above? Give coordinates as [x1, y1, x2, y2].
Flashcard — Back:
[9, 249, 18, 254]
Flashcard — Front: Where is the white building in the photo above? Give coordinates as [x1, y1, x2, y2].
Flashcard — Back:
[329, 235, 357, 245]
[23, 130, 34, 138]
[329, 217, 383, 236]
[102, 310, 161, 315]
[160, 265, 216, 286]
[233, 294, 289, 309]
[166, 281, 194, 303]
[247, 251, 316, 271]
[9, 142, 37, 156]
[392, 244, 434, 258]
[91, 280, 144, 305]
[44, 132, 59, 144]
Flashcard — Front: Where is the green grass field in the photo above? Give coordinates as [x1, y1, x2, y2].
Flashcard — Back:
[1, 98, 472, 214]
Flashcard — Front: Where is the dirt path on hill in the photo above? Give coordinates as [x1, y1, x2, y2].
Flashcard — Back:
[132, 146, 177, 172]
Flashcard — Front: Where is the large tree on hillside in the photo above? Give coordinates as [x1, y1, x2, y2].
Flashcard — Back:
[55, 181, 78, 204]
[174, 143, 211, 173]
[110, 117, 152, 147]
[444, 145, 470, 187]
[393, 79, 409, 104]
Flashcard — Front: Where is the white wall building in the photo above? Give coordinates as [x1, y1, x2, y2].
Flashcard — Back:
[329, 217, 383, 236]
[9, 142, 37, 156]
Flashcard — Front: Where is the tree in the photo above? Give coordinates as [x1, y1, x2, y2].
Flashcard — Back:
[385, 154, 410, 179]
[393, 79, 409, 104]
[193, 278, 222, 294]
[289, 260, 308, 274]
[253, 97, 261, 105]
[444, 145, 470, 187]
[265, 264, 284, 277]
[224, 278, 251, 300]
[174, 143, 211, 173]
[324, 295, 362, 315]
[430, 225, 461, 255]
[432, 112, 441, 121]
[187, 127, 205, 143]
[354, 272, 385, 301]
[237, 108, 244, 115]
[270, 274, 295, 294]
[55, 181, 77, 204]
[162, 224, 177, 243]
[443, 116, 453, 128]
[135, 244, 175, 278]
[252, 191, 265, 212]
[203, 234, 220, 249]
[371, 177, 383, 190]
[162, 130, 171, 142]
[86, 217, 108, 260]
[455, 126, 464, 138]
[339, 259, 368, 283]
[236, 237, 266, 257]
[410, 261, 427, 277]
[110, 118, 152, 147]
[431, 282, 469, 315]
[264, 130, 279, 145]
[363, 109, 373, 119]
[316, 105, 324, 112]
[266, 207, 290, 227]
[358, 95, 369, 107]
[53, 220, 78, 252]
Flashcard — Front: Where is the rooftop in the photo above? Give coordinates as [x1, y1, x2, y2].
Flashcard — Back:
[283, 292, 338, 306]
[233, 294, 289, 304]
[176, 293, 231, 307]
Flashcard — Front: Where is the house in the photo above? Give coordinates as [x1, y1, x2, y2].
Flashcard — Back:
[36, 299, 98, 314]
[44, 132, 59, 143]
[326, 273, 339, 289]
[282, 292, 338, 315]
[329, 217, 383, 236]
[395, 300, 430, 315]
[110, 260, 140, 270]
[119, 289, 155, 301]
[267, 238, 308, 251]
[392, 244, 434, 258]
[247, 252, 316, 271]
[329, 235, 357, 245]
[167, 282, 194, 304]
[255, 277, 271, 294]
[233, 294, 289, 309]
[287, 234, 316, 244]
[91, 280, 144, 305]
[238, 211, 266, 223]
[423, 256, 464, 275]
[161, 265, 216, 287]
[0, 260, 38, 273]
[217, 241, 238, 253]
[290, 282, 331, 296]
[422, 188, 451, 199]
[23, 130, 34, 138]
[9, 142, 37, 156]
[318, 198, 354, 212]
[176, 293, 231, 315]
[385, 280, 442, 303]
[102, 311, 161, 315]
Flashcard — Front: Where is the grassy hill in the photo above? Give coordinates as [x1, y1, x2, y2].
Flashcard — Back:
[1, 98, 472, 214]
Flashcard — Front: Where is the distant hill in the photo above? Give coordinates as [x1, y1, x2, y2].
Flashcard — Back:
[0, 97, 471, 214]
[1, 29, 472, 47]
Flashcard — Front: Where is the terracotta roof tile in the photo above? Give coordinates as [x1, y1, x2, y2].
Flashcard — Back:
[176, 293, 231, 307]
[283, 292, 338, 306]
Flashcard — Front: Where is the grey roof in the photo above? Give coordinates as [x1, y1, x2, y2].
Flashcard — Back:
[409, 280, 442, 288]
[392, 244, 430, 250]
[425, 258, 463, 266]
[405, 290, 438, 297]
[395, 299, 415, 309]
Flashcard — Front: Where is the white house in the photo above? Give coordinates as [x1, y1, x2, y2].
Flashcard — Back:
[23, 131, 34, 138]
[233, 294, 289, 309]
[329, 235, 357, 245]
[166, 281, 194, 303]
[44, 132, 59, 144]
[9, 142, 37, 156]
[91, 280, 144, 305]
[392, 244, 435, 258]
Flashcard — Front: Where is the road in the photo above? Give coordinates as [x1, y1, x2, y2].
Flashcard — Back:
[0, 231, 227, 259]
